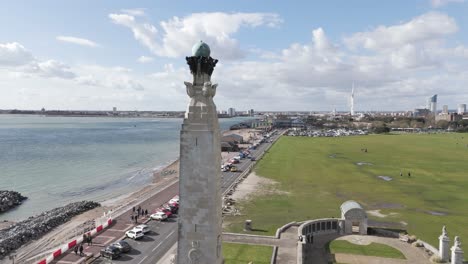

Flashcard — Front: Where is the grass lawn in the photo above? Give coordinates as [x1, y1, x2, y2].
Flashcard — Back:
[223, 243, 272, 264]
[329, 240, 405, 259]
[223, 134, 468, 252]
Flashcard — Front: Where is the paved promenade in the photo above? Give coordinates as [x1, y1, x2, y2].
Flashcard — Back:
[51, 179, 179, 264]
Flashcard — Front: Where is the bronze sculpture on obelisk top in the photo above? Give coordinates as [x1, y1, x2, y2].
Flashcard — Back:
[177, 41, 223, 264]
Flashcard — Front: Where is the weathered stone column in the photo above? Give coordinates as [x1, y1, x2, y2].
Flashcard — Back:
[177, 41, 223, 264]
[451, 236, 464, 264]
[439, 226, 450, 262]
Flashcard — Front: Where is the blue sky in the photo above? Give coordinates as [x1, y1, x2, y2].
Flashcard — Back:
[1, 0, 468, 111]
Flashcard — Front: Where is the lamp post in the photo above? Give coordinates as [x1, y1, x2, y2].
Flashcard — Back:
[9, 252, 17, 264]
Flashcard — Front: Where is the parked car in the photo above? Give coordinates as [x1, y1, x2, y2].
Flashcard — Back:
[150, 211, 168, 221]
[111, 240, 132, 253]
[160, 208, 173, 217]
[100, 245, 121, 260]
[126, 229, 144, 239]
[163, 203, 178, 214]
[250, 157, 256, 161]
[230, 166, 238, 172]
[169, 196, 179, 204]
[133, 224, 150, 234]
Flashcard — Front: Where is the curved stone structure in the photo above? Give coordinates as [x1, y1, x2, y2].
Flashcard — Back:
[340, 200, 367, 235]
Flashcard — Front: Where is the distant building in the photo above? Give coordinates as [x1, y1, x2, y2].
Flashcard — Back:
[291, 119, 305, 129]
[228, 108, 236, 117]
[413, 108, 431, 117]
[428, 94, 437, 113]
[436, 113, 462, 122]
[248, 109, 254, 116]
[113, 107, 117, 112]
[220, 141, 238, 152]
[442, 105, 449, 114]
[273, 118, 292, 128]
[222, 134, 243, 144]
[458, 104, 466, 115]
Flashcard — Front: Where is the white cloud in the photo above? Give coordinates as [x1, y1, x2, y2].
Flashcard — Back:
[137, 55, 154, 63]
[110, 12, 282, 60]
[0, 42, 77, 79]
[344, 12, 457, 50]
[0, 42, 34, 66]
[75, 65, 145, 91]
[431, 0, 465, 7]
[121, 8, 146, 16]
[56, 36, 99, 47]
[26, 60, 76, 79]
[2, 12, 468, 111]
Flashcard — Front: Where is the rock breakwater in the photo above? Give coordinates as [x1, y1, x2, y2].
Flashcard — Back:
[0, 190, 27, 213]
[0, 201, 100, 258]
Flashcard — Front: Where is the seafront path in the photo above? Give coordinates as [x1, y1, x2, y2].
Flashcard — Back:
[50, 178, 179, 264]
[49, 130, 282, 264]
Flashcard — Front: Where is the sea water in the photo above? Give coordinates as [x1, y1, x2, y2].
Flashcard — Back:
[0, 114, 251, 221]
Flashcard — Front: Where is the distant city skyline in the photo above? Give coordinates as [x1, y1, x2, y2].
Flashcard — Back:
[1, 1, 468, 111]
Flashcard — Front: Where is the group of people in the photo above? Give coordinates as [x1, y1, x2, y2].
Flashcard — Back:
[131, 205, 149, 223]
[400, 171, 411, 177]
[73, 234, 93, 256]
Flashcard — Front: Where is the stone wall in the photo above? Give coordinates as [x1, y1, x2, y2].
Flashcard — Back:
[0, 190, 27, 213]
[0, 201, 100, 259]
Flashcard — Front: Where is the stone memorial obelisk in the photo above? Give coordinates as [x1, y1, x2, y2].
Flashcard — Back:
[177, 41, 223, 264]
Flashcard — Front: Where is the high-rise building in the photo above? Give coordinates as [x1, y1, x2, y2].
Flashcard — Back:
[458, 104, 466, 115]
[428, 94, 437, 113]
[228, 108, 236, 117]
[350, 84, 355, 116]
[248, 109, 254, 116]
[442, 105, 448, 114]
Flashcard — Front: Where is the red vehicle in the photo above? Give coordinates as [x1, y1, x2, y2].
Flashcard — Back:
[159, 208, 173, 218]
[163, 203, 178, 214]
[229, 159, 239, 164]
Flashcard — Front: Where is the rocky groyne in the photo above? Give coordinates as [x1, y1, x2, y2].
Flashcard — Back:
[0, 201, 100, 258]
[0, 190, 27, 213]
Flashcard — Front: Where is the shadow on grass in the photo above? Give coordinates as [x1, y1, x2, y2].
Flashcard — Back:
[250, 228, 268, 233]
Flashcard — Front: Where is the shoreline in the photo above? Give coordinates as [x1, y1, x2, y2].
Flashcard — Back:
[3, 127, 261, 262]
[5, 160, 181, 264]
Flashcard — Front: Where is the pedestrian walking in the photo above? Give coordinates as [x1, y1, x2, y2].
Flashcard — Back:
[408, 171, 411, 177]
[145, 209, 148, 216]
[89, 235, 93, 246]
[135, 214, 138, 223]
[131, 214, 134, 222]
[74, 245, 78, 255]
[400, 171, 403, 177]
[79, 244, 84, 256]
[132, 206, 135, 213]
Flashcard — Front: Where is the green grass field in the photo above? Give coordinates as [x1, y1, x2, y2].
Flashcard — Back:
[328, 240, 405, 259]
[223, 243, 272, 264]
[224, 134, 468, 252]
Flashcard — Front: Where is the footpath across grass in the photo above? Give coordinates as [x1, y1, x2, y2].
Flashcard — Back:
[223, 243, 272, 264]
[328, 240, 405, 259]
[223, 134, 468, 253]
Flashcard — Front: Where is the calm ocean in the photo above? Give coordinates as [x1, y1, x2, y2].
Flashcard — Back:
[0, 114, 251, 221]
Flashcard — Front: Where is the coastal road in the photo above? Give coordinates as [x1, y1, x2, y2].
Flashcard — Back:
[91, 130, 282, 264]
